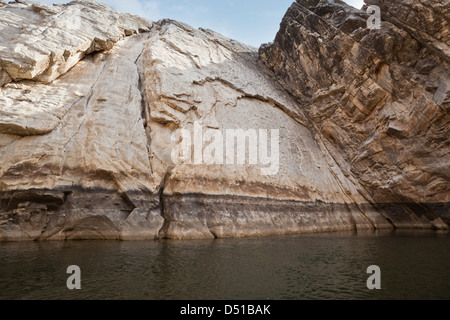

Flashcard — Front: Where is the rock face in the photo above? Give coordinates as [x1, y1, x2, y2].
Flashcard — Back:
[260, 0, 449, 228]
[0, 0, 448, 241]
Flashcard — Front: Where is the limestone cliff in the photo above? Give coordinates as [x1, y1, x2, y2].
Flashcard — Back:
[0, 0, 448, 240]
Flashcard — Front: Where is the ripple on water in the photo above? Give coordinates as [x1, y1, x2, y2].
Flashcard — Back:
[0, 230, 448, 300]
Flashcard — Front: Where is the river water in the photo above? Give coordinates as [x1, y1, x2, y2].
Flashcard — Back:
[0, 230, 448, 300]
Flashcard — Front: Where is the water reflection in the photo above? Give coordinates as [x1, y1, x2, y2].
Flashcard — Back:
[0, 230, 448, 300]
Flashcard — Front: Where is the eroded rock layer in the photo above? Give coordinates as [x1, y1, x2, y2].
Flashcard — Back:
[0, 0, 448, 240]
[260, 0, 449, 227]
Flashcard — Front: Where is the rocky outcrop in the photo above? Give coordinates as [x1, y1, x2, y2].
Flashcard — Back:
[0, 0, 151, 86]
[0, 0, 162, 240]
[0, 0, 448, 241]
[260, 0, 449, 228]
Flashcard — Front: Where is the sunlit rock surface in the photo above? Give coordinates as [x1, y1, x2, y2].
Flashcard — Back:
[0, 0, 448, 240]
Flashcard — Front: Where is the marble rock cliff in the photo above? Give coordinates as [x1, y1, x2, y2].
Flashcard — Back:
[0, 0, 448, 241]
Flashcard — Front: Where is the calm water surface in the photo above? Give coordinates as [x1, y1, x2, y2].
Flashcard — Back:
[0, 230, 448, 300]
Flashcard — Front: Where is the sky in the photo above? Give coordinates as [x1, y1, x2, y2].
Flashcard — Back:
[38, 0, 365, 47]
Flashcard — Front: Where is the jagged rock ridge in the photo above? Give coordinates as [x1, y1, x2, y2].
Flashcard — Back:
[0, 0, 448, 240]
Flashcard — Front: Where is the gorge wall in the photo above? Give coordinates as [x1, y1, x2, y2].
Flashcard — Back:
[0, 0, 448, 240]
